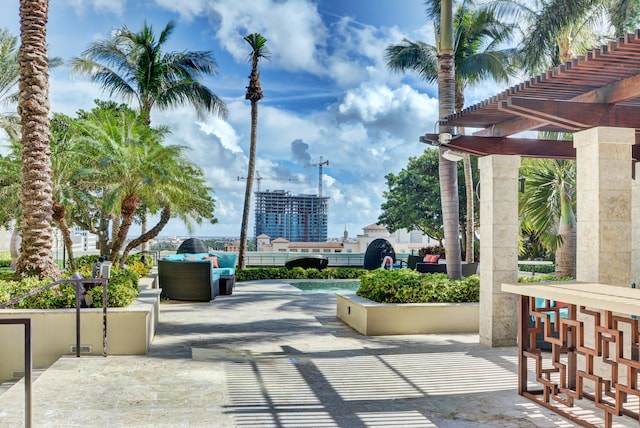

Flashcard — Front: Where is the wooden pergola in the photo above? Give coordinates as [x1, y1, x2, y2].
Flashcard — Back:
[425, 31, 640, 427]
[423, 29, 640, 161]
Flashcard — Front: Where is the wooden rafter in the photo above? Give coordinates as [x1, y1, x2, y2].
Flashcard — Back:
[437, 30, 640, 157]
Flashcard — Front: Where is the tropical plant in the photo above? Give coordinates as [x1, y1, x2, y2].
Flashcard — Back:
[513, 0, 640, 74]
[72, 103, 171, 262]
[519, 157, 576, 277]
[385, 0, 517, 271]
[120, 161, 217, 263]
[72, 20, 227, 252]
[71, 20, 227, 126]
[15, 0, 59, 280]
[239, 33, 270, 270]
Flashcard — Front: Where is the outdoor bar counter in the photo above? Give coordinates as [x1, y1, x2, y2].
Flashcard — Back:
[502, 281, 640, 427]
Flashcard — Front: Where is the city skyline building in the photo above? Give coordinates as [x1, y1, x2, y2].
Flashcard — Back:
[254, 190, 329, 242]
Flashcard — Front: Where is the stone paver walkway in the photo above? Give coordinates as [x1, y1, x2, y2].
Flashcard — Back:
[0, 280, 634, 427]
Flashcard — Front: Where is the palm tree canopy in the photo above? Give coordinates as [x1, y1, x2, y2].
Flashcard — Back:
[519, 158, 576, 252]
[385, 1, 517, 100]
[515, 0, 640, 74]
[71, 20, 228, 124]
[244, 33, 269, 103]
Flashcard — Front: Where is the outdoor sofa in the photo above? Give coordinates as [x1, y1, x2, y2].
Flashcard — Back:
[158, 252, 237, 301]
[416, 254, 479, 277]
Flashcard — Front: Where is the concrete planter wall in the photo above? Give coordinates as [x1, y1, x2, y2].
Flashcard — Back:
[336, 293, 479, 336]
[0, 276, 160, 382]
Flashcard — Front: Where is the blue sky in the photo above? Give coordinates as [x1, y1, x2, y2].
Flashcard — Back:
[0, 0, 504, 239]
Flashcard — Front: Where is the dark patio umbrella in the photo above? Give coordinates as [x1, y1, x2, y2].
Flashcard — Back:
[363, 238, 395, 270]
[176, 238, 208, 254]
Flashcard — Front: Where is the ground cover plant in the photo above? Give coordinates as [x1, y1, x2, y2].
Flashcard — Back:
[0, 254, 150, 309]
[357, 269, 479, 304]
[236, 267, 365, 282]
[518, 274, 573, 283]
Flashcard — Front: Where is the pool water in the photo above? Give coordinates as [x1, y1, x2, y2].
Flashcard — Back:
[291, 280, 360, 293]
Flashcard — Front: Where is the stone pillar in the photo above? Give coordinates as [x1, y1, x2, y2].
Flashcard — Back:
[632, 162, 640, 285]
[478, 155, 521, 347]
[574, 127, 634, 286]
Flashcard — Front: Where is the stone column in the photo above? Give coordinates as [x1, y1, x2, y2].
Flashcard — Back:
[574, 127, 634, 286]
[479, 155, 521, 347]
[632, 162, 640, 285]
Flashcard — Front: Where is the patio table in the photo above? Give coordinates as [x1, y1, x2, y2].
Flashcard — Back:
[502, 281, 640, 427]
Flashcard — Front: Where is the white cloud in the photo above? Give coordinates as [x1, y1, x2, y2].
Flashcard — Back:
[156, 0, 327, 75]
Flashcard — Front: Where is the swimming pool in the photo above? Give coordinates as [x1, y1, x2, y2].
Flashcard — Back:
[290, 280, 360, 293]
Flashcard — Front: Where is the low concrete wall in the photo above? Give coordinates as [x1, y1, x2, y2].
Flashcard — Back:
[0, 287, 161, 382]
[336, 293, 479, 336]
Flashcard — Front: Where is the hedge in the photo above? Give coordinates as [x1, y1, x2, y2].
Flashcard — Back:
[356, 269, 479, 304]
[236, 267, 365, 282]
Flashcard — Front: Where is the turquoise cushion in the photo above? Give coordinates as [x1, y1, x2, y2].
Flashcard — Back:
[212, 253, 237, 268]
[162, 254, 184, 261]
[532, 298, 568, 323]
[214, 267, 235, 276]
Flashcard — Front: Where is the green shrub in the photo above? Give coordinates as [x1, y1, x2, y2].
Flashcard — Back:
[88, 281, 139, 307]
[236, 267, 366, 282]
[0, 263, 140, 309]
[518, 263, 555, 275]
[518, 274, 573, 283]
[74, 254, 100, 267]
[356, 269, 480, 304]
[0, 251, 10, 268]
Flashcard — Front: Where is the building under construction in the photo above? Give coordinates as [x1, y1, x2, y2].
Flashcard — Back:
[254, 190, 329, 242]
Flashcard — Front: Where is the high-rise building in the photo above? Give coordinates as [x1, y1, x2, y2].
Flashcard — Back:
[254, 190, 329, 242]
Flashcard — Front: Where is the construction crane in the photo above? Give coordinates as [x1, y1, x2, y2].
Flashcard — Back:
[305, 156, 329, 198]
[237, 171, 307, 193]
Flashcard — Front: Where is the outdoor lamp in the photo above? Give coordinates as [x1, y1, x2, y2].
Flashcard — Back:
[442, 149, 464, 162]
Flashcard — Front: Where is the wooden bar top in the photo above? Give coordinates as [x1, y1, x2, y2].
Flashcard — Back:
[502, 281, 640, 316]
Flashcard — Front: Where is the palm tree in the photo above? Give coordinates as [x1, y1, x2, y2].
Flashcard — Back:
[515, 0, 640, 74]
[238, 33, 269, 270]
[71, 20, 227, 126]
[120, 157, 217, 263]
[386, 0, 517, 273]
[0, 117, 82, 271]
[73, 104, 171, 263]
[519, 158, 576, 277]
[72, 20, 227, 253]
[15, 0, 60, 279]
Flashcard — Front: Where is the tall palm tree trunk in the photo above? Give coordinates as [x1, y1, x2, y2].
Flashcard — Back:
[52, 201, 76, 271]
[239, 34, 267, 270]
[239, 100, 258, 269]
[555, 188, 576, 277]
[438, 0, 462, 278]
[15, 0, 59, 280]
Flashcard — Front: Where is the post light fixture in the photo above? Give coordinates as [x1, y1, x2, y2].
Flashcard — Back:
[442, 149, 464, 162]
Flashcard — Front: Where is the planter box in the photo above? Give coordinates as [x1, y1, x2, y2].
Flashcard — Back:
[0, 287, 160, 383]
[336, 293, 479, 336]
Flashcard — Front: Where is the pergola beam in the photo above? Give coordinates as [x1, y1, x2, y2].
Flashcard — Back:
[499, 97, 640, 130]
[421, 134, 640, 160]
[472, 73, 640, 137]
[421, 134, 576, 159]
